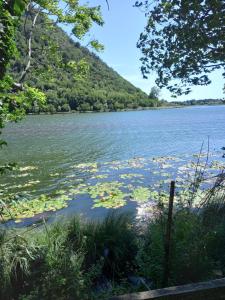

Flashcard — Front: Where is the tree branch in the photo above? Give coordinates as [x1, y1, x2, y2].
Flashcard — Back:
[23, 0, 32, 43]
[105, 0, 110, 10]
[204, 63, 225, 68]
[19, 7, 40, 83]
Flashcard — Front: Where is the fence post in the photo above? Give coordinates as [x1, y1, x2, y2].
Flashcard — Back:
[163, 180, 175, 287]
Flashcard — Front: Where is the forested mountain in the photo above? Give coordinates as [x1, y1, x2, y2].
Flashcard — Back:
[11, 15, 160, 113]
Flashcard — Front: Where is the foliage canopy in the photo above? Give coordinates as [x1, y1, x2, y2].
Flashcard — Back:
[135, 0, 225, 95]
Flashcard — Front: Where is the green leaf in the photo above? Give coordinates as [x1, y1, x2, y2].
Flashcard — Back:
[13, 0, 26, 16]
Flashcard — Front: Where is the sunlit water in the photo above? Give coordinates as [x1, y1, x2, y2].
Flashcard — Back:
[1, 105, 225, 226]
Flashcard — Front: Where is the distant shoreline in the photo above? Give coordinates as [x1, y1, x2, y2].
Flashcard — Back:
[27, 106, 181, 115]
[27, 103, 225, 116]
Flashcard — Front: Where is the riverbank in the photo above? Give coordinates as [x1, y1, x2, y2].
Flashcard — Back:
[27, 102, 225, 115]
[27, 104, 184, 115]
[1, 198, 225, 300]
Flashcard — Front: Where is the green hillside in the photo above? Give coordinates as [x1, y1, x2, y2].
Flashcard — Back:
[11, 15, 159, 113]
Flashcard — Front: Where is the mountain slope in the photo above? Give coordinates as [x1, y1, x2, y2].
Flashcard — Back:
[11, 15, 159, 112]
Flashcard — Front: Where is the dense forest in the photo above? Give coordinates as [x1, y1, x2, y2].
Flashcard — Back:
[11, 15, 160, 113]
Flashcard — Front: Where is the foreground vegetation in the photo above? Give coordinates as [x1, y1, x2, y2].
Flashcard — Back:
[1, 195, 225, 300]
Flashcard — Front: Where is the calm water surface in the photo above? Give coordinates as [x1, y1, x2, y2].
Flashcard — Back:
[2, 106, 225, 161]
[1, 106, 225, 225]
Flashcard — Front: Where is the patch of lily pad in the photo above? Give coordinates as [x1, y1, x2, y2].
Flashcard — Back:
[50, 172, 60, 177]
[87, 182, 127, 208]
[0, 193, 69, 223]
[68, 181, 128, 209]
[10, 173, 30, 178]
[90, 174, 109, 180]
[72, 162, 98, 173]
[119, 173, 144, 180]
[7, 180, 41, 190]
[1, 152, 225, 223]
[92, 190, 127, 209]
[131, 187, 151, 203]
[19, 166, 38, 171]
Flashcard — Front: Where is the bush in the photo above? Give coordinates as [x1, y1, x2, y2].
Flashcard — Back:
[61, 103, 71, 112]
[79, 103, 92, 112]
[136, 219, 165, 288]
[44, 104, 56, 114]
[137, 209, 214, 288]
[170, 210, 213, 285]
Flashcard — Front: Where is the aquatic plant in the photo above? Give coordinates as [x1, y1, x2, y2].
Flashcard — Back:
[72, 162, 98, 173]
[1, 194, 69, 222]
[68, 183, 89, 196]
[210, 160, 225, 170]
[50, 172, 60, 177]
[152, 156, 181, 164]
[131, 187, 151, 203]
[19, 166, 38, 171]
[93, 192, 127, 208]
[88, 182, 124, 199]
[1, 153, 224, 223]
[87, 181, 128, 208]
[120, 173, 144, 180]
[91, 174, 109, 180]
[10, 173, 30, 178]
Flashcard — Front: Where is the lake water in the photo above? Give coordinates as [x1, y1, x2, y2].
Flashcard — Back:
[1, 106, 225, 225]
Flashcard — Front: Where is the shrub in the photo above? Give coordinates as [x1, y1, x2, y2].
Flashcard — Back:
[61, 103, 71, 112]
[137, 209, 214, 288]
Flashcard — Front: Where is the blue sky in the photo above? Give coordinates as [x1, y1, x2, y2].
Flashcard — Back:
[75, 0, 225, 101]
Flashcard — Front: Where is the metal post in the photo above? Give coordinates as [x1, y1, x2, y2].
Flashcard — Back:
[163, 180, 175, 287]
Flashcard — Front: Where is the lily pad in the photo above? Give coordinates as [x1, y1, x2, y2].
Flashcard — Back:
[1, 194, 69, 222]
[90, 174, 109, 180]
[120, 173, 144, 180]
[19, 166, 38, 171]
[131, 187, 151, 203]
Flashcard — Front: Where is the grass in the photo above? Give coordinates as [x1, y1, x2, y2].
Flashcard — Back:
[0, 212, 138, 300]
[1, 199, 225, 300]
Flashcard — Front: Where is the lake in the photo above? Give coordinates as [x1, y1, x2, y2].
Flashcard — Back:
[1, 105, 225, 226]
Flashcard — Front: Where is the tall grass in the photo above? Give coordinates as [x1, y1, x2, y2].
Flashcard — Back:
[0, 212, 138, 300]
[1, 171, 225, 299]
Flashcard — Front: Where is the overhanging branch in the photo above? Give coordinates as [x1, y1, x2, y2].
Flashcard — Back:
[19, 6, 40, 83]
